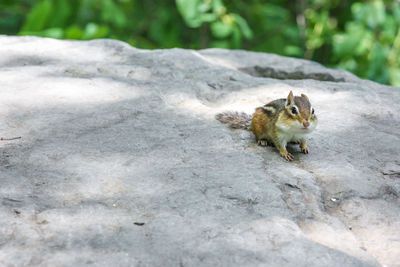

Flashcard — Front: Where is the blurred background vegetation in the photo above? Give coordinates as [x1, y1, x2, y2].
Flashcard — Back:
[1, 0, 399, 86]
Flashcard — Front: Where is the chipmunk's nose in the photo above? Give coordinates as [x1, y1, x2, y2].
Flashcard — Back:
[303, 121, 310, 128]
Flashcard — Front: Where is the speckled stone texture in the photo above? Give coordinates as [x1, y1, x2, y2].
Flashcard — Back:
[0, 36, 399, 267]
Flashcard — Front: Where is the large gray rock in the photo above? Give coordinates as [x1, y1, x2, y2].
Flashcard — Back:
[0, 36, 399, 266]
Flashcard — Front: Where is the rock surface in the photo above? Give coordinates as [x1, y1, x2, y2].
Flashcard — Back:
[0, 36, 399, 266]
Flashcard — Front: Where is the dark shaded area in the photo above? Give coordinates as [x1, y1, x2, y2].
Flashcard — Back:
[239, 66, 345, 82]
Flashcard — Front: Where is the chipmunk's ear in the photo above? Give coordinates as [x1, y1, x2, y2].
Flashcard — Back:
[262, 105, 276, 116]
[286, 91, 294, 106]
[301, 93, 309, 100]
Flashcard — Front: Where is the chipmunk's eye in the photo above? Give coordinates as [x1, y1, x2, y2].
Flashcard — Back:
[312, 108, 315, 115]
[291, 107, 297, 115]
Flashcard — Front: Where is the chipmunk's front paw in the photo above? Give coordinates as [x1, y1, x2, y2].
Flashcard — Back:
[301, 147, 309, 154]
[257, 139, 269, 146]
[300, 143, 308, 154]
[281, 151, 294, 161]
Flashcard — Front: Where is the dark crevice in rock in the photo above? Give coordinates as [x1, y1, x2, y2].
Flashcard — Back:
[383, 172, 400, 179]
[239, 66, 345, 82]
[283, 183, 301, 190]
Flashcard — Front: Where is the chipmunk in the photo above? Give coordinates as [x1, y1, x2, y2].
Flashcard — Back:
[216, 91, 317, 161]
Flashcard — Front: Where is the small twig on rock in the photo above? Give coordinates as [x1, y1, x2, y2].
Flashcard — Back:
[0, 136, 21, 141]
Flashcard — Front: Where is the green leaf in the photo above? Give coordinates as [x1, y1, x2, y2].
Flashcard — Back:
[284, 45, 303, 57]
[231, 26, 241, 48]
[233, 14, 253, 39]
[336, 59, 357, 72]
[381, 16, 396, 43]
[42, 27, 64, 38]
[21, 0, 53, 31]
[389, 67, 400, 87]
[102, 0, 128, 28]
[355, 30, 373, 56]
[176, 0, 203, 27]
[198, 13, 217, 23]
[83, 23, 109, 39]
[47, 0, 72, 28]
[261, 3, 289, 22]
[212, 0, 225, 15]
[366, 43, 389, 84]
[198, 1, 211, 13]
[176, 0, 199, 19]
[370, 0, 385, 28]
[65, 25, 83, 39]
[352, 0, 385, 29]
[352, 2, 367, 22]
[393, 4, 400, 26]
[333, 23, 364, 58]
[306, 35, 324, 50]
[211, 21, 232, 38]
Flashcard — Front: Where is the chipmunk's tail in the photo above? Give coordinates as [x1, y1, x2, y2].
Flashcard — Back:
[215, 111, 252, 130]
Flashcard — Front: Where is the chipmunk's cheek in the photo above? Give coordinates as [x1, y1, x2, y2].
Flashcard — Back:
[295, 120, 303, 129]
[308, 121, 317, 131]
[289, 120, 300, 129]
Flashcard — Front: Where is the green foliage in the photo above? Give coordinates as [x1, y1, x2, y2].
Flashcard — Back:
[176, 0, 217, 27]
[332, 1, 400, 85]
[0, 0, 399, 86]
[176, 0, 252, 48]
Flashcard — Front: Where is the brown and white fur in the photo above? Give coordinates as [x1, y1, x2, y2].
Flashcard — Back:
[250, 91, 317, 161]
